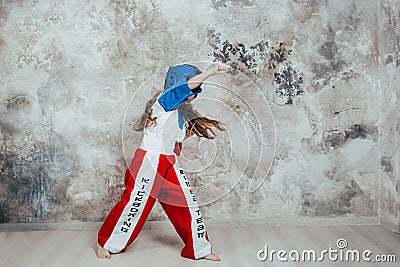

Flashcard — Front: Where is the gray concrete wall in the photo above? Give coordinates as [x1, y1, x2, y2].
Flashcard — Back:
[0, 0, 398, 231]
[378, 0, 400, 232]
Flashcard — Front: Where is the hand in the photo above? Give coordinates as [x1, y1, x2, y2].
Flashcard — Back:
[187, 63, 231, 90]
[208, 63, 231, 76]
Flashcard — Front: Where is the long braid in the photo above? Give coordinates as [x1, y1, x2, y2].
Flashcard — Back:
[133, 91, 162, 131]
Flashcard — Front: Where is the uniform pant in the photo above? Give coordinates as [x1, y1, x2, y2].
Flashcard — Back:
[98, 148, 212, 259]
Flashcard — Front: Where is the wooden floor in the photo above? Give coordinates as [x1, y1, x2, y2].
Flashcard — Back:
[0, 225, 398, 267]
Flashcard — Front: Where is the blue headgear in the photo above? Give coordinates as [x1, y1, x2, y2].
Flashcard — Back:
[164, 64, 202, 91]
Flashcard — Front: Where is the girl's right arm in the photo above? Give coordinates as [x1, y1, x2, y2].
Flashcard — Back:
[158, 63, 230, 112]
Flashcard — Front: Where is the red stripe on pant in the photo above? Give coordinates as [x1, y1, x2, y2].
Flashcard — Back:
[98, 148, 212, 259]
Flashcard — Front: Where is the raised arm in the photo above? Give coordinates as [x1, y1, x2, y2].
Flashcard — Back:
[187, 63, 231, 90]
[158, 63, 231, 112]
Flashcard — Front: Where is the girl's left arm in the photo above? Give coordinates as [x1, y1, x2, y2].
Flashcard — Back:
[186, 63, 230, 90]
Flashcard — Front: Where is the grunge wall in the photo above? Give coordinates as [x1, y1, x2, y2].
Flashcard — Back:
[0, 0, 399, 232]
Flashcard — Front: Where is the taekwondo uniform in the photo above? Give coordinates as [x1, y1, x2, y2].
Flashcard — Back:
[98, 65, 213, 259]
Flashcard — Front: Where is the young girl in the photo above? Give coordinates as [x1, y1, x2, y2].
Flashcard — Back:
[97, 63, 230, 260]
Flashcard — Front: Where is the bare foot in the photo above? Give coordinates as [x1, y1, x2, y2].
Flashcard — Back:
[97, 242, 111, 259]
[202, 253, 221, 261]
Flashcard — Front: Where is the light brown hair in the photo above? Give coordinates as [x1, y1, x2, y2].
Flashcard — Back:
[133, 91, 226, 139]
[133, 91, 162, 131]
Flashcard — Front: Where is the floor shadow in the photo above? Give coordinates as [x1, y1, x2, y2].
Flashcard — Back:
[147, 230, 182, 248]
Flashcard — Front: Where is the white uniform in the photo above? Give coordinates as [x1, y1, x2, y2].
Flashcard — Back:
[140, 98, 186, 154]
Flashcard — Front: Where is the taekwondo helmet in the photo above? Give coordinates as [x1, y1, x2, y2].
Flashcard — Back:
[164, 64, 202, 91]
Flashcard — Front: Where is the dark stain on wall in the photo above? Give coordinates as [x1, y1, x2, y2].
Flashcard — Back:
[380, 3, 399, 67]
[0, 133, 74, 223]
[300, 191, 313, 215]
[345, 124, 377, 139]
[335, 180, 367, 214]
[383, 53, 400, 67]
[0, 205, 8, 223]
[4, 95, 30, 110]
[381, 188, 396, 216]
[311, 24, 346, 92]
[309, 2, 367, 91]
[324, 167, 344, 182]
[319, 40, 338, 60]
[290, 0, 329, 25]
[2, 145, 53, 222]
[339, 69, 361, 81]
[322, 124, 378, 150]
[337, 2, 362, 32]
[291, 0, 328, 4]
[0, 121, 16, 136]
[323, 130, 345, 149]
[380, 156, 394, 177]
[210, 0, 255, 10]
[301, 180, 372, 216]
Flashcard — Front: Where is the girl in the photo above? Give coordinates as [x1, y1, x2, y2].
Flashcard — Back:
[97, 63, 230, 261]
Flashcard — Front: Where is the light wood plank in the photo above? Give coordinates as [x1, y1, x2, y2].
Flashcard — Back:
[0, 225, 398, 267]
